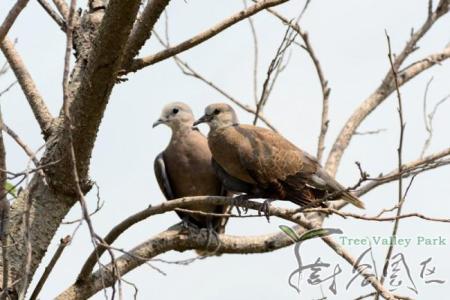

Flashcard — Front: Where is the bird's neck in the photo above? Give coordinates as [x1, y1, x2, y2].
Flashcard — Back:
[171, 125, 193, 139]
[210, 122, 237, 132]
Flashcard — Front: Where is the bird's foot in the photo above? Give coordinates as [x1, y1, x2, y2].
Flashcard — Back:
[197, 224, 220, 256]
[230, 194, 250, 216]
[205, 225, 219, 251]
[294, 198, 328, 214]
[258, 199, 274, 223]
[177, 218, 200, 235]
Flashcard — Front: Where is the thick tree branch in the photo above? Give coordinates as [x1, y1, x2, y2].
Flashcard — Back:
[325, 44, 450, 177]
[0, 0, 142, 294]
[0, 0, 30, 44]
[325, 3, 450, 176]
[61, 229, 300, 300]
[77, 196, 237, 282]
[79, 143, 450, 280]
[0, 38, 54, 138]
[42, 0, 141, 193]
[128, 0, 289, 73]
[121, 0, 171, 68]
[66, 198, 398, 300]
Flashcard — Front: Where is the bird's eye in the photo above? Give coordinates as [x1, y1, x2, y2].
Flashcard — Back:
[213, 109, 220, 115]
[172, 108, 179, 114]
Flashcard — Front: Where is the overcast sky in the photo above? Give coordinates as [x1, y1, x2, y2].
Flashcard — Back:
[1, 0, 449, 299]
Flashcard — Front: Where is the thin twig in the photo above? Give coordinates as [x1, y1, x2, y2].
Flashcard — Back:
[0, 38, 54, 138]
[52, 0, 69, 19]
[0, 81, 17, 98]
[420, 77, 450, 157]
[266, 9, 331, 162]
[0, 106, 10, 299]
[354, 128, 387, 135]
[152, 30, 278, 131]
[297, 0, 312, 22]
[62, 182, 104, 224]
[253, 24, 296, 125]
[242, 0, 260, 105]
[128, 0, 289, 73]
[304, 207, 450, 223]
[2, 161, 59, 181]
[355, 292, 377, 300]
[37, 0, 66, 30]
[324, 2, 450, 176]
[62, 0, 113, 290]
[29, 236, 71, 300]
[2, 124, 39, 167]
[376, 31, 407, 300]
[67, 198, 399, 300]
[174, 208, 262, 218]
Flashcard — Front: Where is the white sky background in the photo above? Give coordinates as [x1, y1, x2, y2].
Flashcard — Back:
[1, 0, 450, 299]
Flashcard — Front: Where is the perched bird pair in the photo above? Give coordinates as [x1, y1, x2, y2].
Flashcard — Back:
[153, 102, 228, 234]
[153, 102, 364, 232]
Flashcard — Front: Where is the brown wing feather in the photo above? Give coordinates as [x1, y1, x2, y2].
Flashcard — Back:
[219, 125, 364, 208]
[232, 125, 312, 183]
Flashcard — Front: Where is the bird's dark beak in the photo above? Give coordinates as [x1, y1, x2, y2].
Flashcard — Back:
[152, 119, 165, 128]
[193, 114, 212, 126]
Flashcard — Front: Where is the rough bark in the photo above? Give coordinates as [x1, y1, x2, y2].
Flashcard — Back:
[0, 0, 142, 294]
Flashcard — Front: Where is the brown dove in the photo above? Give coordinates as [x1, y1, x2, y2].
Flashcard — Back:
[193, 103, 365, 210]
[153, 102, 228, 233]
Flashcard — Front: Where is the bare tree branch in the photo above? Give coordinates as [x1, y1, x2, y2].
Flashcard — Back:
[376, 31, 407, 300]
[325, 2, 450, 176]
[128, 0, 289, 73]
[0, 0, 30, 44]
[420, 77, 450, 157]
[2, 124, 39, 167]
[0, 1, 448, 298]
[29, 236, 71, 300]
[304, 207, 450, 223]
[37, 0, 66, 30]
[354, 128, 387, 135]
[242, 0, 260, 105]
[121, 0, 171, 68]
[332, 147, 450, 210]
[151, 31, 279, 131]
[0, 0, 143, 294]
[0, 38, 54, 138]
[175, 56, 278, 131]
[0, 106, 10, 299]
[253, 25, 296, 125]
[266, 8, 331, 162]
[0, 81, 17, 98]
[67, 197, 399, 300]
[52, 0, 69, 20]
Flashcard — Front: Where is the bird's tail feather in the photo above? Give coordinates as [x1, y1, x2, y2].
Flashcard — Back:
[341, 191, 365, 209]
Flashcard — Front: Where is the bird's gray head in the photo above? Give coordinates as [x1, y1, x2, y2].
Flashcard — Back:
[193, 103, 239, 130]
[152, 102, 195, 131]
